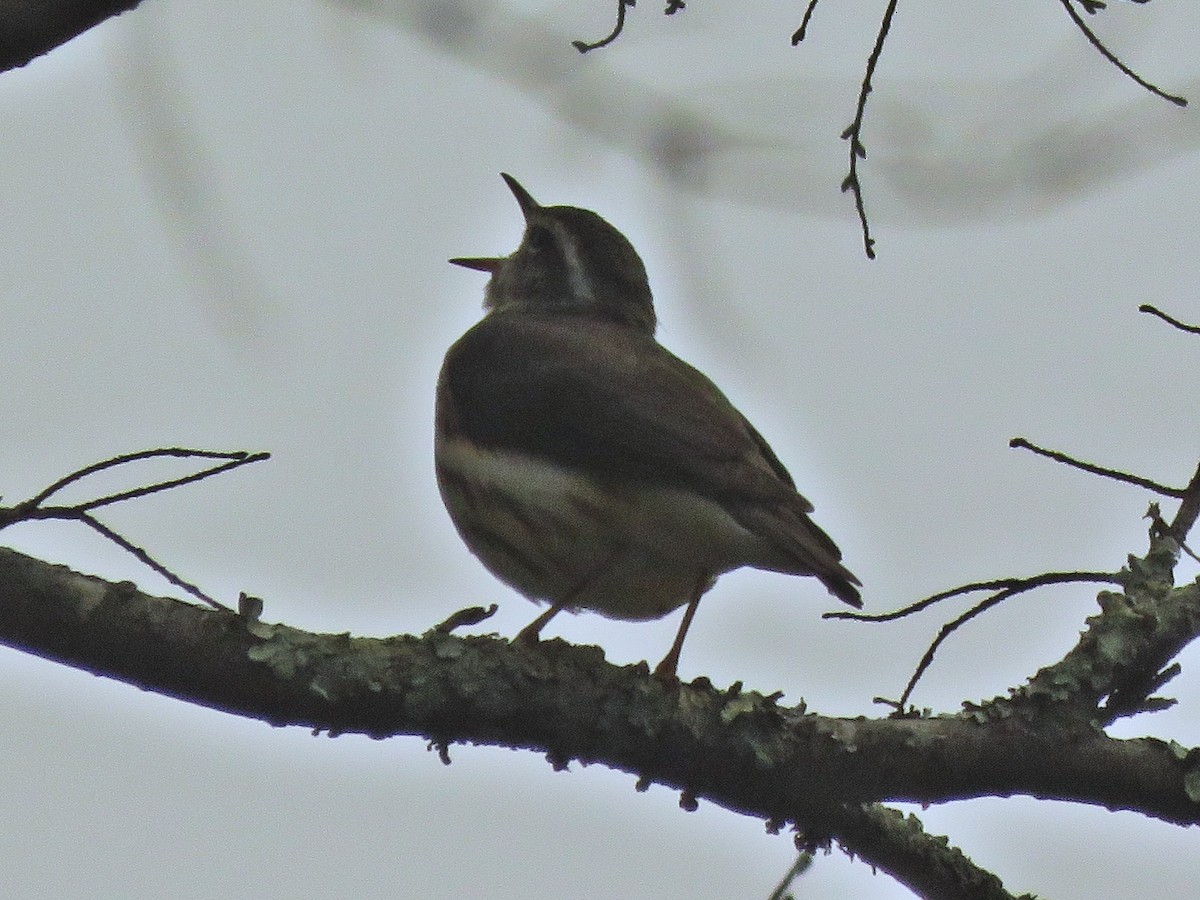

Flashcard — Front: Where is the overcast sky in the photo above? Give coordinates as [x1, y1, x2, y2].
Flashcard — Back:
[1, 1, 1199, 897]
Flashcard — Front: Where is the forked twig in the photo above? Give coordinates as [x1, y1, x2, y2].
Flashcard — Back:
[0, 448, 270, 611]
[20, 447, 268, 510]
[829, 571, 1118, 709]
[825, 571, 1117, 624]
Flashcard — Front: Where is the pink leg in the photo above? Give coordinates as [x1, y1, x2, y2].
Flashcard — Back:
[516, 601, 568, 643]
[653, 583, 706, 680]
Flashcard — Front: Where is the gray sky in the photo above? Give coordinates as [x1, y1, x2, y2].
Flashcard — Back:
[1, 1, 1199, 897]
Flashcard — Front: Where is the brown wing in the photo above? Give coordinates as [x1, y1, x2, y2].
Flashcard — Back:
[439, 312, 861, 605]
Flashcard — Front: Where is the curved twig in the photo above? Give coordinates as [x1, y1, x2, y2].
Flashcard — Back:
[830, 571, 1118, 710]
[1010, 437, 1183, 496]
[572, 0, 635, 53]
[1058, 0, 1186, 107]
[1139, 304, 1200, 335]
[23, 447, 261, 509]
[825, 571, 1117, 623]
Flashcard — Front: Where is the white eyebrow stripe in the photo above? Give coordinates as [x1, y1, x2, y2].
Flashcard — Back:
[556, 224, 596, 303]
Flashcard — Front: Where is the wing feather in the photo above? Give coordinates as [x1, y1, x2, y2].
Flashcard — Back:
[438, 312, 861, 606]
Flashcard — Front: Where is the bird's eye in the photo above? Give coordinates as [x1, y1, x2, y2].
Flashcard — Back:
[524, 225, 554, 253]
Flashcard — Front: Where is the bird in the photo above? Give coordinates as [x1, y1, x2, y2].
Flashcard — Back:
[435, 173, 861, 678]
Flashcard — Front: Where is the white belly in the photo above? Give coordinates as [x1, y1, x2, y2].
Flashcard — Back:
[435, 436, 784, 619]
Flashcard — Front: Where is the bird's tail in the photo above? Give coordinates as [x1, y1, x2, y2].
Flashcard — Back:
[819, 566, 862, 609]
[736, 501, 863, 608]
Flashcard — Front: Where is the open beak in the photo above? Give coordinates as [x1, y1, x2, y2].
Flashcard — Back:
[500, 173, 540, 220]
[448, 256, 504, 273]
[448, 174, 541, 272]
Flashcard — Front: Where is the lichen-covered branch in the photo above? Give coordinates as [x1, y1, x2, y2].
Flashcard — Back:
[831, 805, 1033, 900]
[1, 546, 1198, 842]
[969, 535, 1200, 727]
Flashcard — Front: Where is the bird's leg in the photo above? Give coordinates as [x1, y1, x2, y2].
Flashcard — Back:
[516, 549, 620, 645]
[516, 601, 568, 644]
[653, 578, 709, 679]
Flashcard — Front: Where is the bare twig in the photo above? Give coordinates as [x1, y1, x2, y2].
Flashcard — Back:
[826, 571, 1117, 623]
[1058, 0, 1187, 107]
[0, 448, 270, 611]
[894, 585, 1030, 709]
[1010, 437, 1183, 496]
[430, 604, 499, 634]
[839, 0, 899, 259]
[830, 571, 1118, 709]
[22, 447, 263, 509]
[76, 512, 229, 611]
[767, 851, 813, 900]
[1139, 304, 1200, 335]
[1168, 460, 1200, 539]
[791, 0, 820, 45]
[572, 0, 636, 53]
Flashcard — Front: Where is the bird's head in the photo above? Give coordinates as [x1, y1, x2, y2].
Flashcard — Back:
[450, 174, 656, 334]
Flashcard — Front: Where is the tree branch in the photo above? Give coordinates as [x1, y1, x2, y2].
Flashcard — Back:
[967, 534, 1200, 726]
[1, 546, 1198, 839]
[0, 0, 144, 73]
[831, 805, 1033, 900]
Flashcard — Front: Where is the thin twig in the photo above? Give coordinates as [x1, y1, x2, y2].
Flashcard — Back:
[895, 586, 1025, 708]
[791, 0, 820, 45]
[1, 448, 270, 612]
[76, 512, 230, 611]
[73, 453, 269, 512]
[1058, 0, 1187, 107]
[825, 571, 1117, 623]
[1168, 459, 1200, 539]
[1139, 304, 1200, 335]
[1010, 437, 1183, 496]
[25, 447, 258, 508]
[830, 571, 1117, 709]
[839, 0, 899, 259]
[572, 0, 635, 53]
[767, 851, 813, 900]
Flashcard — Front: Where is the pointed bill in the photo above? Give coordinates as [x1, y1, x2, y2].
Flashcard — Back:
[500, 173, 540, 220]
[449, 257, 505, 273]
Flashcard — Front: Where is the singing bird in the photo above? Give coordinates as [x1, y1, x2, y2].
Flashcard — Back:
[436, 174, 861, 677]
